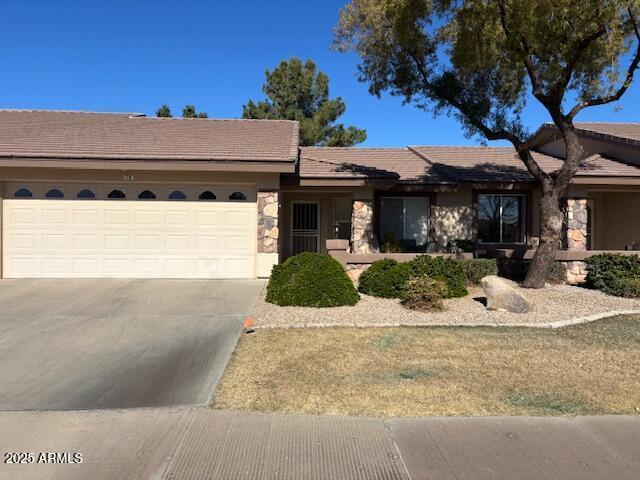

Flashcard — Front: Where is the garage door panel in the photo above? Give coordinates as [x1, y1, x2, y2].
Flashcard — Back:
[41, 208, 66, 224]
[73, 208, 100, 224]
[42, 234, 66, 249]
[3, 198, 256, 278]
[9, 233, 36, 249]
[104, 234, 129, 249]
[104, 209, 129, 225]
[9, 207, 36, 224]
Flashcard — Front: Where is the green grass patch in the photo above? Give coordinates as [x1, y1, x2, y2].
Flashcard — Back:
[503, 391, 595, 415]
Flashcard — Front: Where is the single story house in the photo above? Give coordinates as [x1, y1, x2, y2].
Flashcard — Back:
[0, 109, 638, 280]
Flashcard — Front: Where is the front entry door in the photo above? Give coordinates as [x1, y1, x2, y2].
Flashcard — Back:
[292, 202, 319, 255]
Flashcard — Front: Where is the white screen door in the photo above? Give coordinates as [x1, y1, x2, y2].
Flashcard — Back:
[292, 202, 319, 254]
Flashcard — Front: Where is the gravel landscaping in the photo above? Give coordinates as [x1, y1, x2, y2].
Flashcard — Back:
[250, 283, 640, 328]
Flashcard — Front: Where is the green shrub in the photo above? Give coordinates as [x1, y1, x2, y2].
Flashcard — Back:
[358, 258, 412, 298]
[408, 256, 468, 298]
[266, 253, 359, 307]
[586, 254, 640, 297]
[401, 277, 448, 312]
[459, 259, 498, 285]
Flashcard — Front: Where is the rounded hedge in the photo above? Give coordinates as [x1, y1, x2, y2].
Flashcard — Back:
[358, 258, 412, 298]
[359, 255, 468, 299]
[586, 254, 640, 297]
[266, 252, 359, 307]
[409, 256, 468, 298]
[459, 258, 498, 285]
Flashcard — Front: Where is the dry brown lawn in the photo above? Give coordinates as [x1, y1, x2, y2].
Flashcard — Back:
[213, 315, 640, 417]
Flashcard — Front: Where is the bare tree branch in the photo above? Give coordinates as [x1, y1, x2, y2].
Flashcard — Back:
[568, 10, 640, 118]
[554, 26, 609, 101]
[407, 50, 552, 184]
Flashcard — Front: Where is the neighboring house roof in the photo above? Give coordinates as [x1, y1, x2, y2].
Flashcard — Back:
[532, 122, 640, 148]
[409, 146, 640, 182]
[574, 122, 640, 144]
[298, 147, 452, 184]
[0, 110, 299, 166]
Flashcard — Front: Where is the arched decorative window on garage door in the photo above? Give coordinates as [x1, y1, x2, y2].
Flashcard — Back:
[108, 189, 126, 199]
[228, 191, 247, 201]
[138, 190, 156, 200]
[45, 188, 64, 199]
[77, 189, 96, 199]
[14, 187, 33, 198]
[169, 190, 187, 200]
[199, 190, 216, 201]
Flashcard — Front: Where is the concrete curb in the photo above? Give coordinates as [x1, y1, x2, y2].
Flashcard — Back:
[253, 309, 640, 330]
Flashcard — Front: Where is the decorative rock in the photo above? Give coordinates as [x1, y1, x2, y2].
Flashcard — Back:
[480, 275, 533, 314]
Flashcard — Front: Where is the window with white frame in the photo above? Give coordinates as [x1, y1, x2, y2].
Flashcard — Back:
[477, 193, 526, 243]
[380, 196, 430, 247]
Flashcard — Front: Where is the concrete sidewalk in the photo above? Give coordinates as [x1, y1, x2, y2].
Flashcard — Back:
[0, 408, 638, 479]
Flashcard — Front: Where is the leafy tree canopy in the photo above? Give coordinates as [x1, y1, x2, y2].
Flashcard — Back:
[335, 0, 639, 145]
[156, 104, 172, 117]
[156, 104, 208, 118]
[182, 105, 208, 118]
[335, 0, 640, 288]
[243, 58, 367, 146]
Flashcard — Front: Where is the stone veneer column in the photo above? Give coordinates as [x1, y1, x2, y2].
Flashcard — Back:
[564, 198, 588, 251]
[256, 191, 279, 277]
[563, 198, 589, 284]
[351, 200, 374, 254]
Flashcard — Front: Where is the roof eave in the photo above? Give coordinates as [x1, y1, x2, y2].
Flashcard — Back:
[0, 157, 297, 173]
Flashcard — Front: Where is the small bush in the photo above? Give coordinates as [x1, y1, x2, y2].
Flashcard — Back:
[408, 256, 468, 298]
[605, 277, 640, 298]
[401, 277, 448, 312]
[358, 258, 412, 298]
[459, 259, 498, 285]
[266, 253, 359, 307]
[586, 254, 640, 297]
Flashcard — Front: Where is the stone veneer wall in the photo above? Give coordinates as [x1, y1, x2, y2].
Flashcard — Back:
[562, 199, 589, 283]
[257, 191, 279, 254]
[564, 199, 588, 251]
[351, 200, 374, 254]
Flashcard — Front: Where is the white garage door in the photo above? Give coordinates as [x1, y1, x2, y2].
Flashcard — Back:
[2, 186, 257, 278]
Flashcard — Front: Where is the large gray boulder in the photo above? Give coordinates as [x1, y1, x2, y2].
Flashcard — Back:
[480, 275, 533, 313]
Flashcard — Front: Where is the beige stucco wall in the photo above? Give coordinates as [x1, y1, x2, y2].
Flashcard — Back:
[432, 189, 474, 245]
[590, 191, 640, 249]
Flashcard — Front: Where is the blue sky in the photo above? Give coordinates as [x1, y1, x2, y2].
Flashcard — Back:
[1, 0, 638, 146]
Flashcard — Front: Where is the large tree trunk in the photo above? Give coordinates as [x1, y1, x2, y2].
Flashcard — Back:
[522, 187, 564, 289]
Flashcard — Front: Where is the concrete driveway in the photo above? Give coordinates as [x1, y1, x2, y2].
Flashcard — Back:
[0, 278, 264, 410]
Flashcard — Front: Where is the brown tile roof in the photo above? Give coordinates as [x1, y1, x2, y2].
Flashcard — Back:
[574, 122, 640, 144]
[410, 146, 640, 182]
[0, 110, 299, 163]
[534, 122, 640, 147]
[299, 147, 452, 183]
